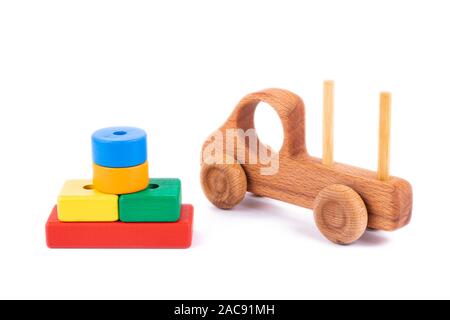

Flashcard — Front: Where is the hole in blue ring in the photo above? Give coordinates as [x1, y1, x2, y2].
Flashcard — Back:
[149, 184, 159, 189]
[113, 131, 127, 136]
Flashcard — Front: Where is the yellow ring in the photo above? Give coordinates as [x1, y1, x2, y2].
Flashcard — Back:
[93, 161, 149, 194]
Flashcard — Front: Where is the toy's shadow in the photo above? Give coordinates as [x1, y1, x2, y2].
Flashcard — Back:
[225, 193, 390, 247]
[357, 229, 389, 246]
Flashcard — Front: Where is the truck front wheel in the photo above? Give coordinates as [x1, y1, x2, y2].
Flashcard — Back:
[201, 162, 247, 209]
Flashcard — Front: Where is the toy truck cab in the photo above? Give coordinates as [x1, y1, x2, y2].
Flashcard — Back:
[201, 87, 412, 244]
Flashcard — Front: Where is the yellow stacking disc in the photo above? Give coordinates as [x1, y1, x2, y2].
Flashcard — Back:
[93, 161, 149, 194]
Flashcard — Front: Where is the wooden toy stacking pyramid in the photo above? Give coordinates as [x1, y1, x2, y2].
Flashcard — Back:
[46, 127, 194, 248]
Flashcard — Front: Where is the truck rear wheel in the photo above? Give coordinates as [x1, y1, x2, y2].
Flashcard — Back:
[201, 162, 247, 209]
[313, 184, 368, 244]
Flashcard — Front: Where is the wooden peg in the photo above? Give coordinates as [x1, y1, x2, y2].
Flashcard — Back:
[322, 80, 334, 166]
[377, 92, 391, 181]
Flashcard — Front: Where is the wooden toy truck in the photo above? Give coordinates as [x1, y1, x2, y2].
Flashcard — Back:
[200, 82, 412, 244]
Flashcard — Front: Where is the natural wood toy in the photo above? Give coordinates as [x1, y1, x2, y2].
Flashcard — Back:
[200, 82, 412, 244]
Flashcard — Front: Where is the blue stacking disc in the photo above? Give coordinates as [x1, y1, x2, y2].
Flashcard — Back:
[92, 127, 147, 168]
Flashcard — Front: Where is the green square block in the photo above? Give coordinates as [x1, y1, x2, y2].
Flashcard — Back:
[119, 178, 182, 222]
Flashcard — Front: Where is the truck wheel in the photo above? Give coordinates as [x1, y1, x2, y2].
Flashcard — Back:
[313, 184, 368, 245]
[201, 162, 247, 209]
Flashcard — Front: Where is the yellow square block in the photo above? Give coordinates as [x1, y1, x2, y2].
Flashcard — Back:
[57, 180, 118, 222]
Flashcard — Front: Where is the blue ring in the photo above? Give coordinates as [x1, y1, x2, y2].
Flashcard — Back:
[92, 127, 147, 168]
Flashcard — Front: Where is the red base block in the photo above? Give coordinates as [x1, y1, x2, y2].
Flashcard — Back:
[46, 204, 194, 248]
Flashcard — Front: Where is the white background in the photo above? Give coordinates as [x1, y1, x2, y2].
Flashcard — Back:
[0, 0, 449, 299]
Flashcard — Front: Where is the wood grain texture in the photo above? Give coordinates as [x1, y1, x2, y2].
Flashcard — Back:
[201, 88, 412, 233]
[378, 92, 391, 181]
[201, 161, 247, 209]
[228, 88, 307, 157]
[322, 80, 334, 166]
[313, 184, 368, 244]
